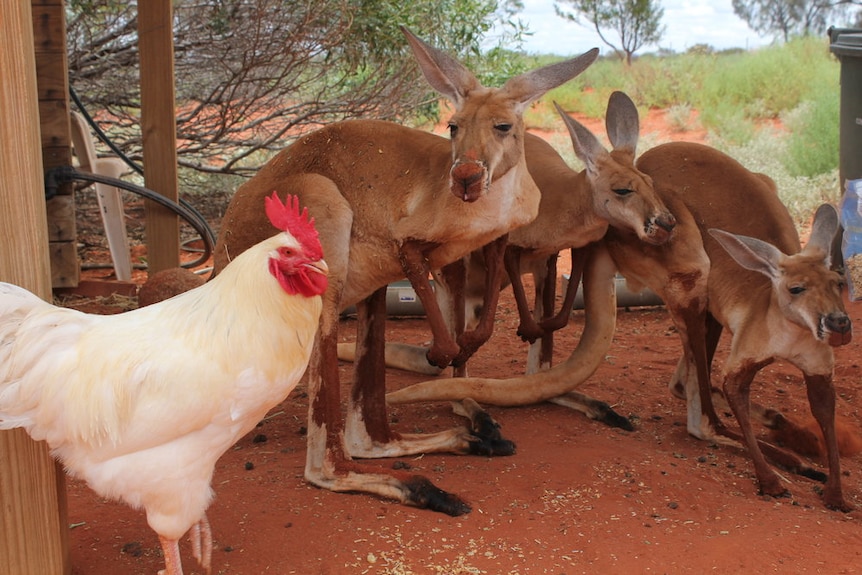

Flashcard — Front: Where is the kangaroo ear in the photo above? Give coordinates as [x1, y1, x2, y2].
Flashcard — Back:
[500, 48, 598, 112]
[401, 26, 480, 108]
[803, 203, 839, 265]
[708, 228, 784, 280]
[605, 91, 639, 154]
[554, 101, 607, 176]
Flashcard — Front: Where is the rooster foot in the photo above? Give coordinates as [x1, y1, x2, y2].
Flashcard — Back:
[189, 514, 213, 574]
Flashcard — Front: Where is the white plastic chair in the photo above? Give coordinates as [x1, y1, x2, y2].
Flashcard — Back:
[69, 111, 133, 281]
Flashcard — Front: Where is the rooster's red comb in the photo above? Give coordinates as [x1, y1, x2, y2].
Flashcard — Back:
[265, 192, 323, 259]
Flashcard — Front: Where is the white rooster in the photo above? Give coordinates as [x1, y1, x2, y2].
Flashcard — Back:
[0, 192, 328, 575]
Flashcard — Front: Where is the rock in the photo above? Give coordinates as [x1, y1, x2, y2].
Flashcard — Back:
[138, 267, 205, 307]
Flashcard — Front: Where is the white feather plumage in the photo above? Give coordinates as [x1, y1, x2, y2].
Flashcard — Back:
[0, 227, 325, 573]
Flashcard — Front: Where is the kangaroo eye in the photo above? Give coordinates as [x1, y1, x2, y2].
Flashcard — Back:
[448, 122, 458, 138]
[495, 123, 512, 133]
[788, 285, 805, 295]
[613, 188, 634, 196]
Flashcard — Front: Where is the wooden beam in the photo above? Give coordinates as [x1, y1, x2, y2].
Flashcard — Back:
[0, 0, 70, 572]
[139, 1, 181, 274]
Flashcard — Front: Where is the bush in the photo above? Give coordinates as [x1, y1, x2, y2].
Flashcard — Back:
[532, 35, 838, 127]
[712, 130, 839, 225]
[666, 103, 695, 132]
[783, 84, 840, 178]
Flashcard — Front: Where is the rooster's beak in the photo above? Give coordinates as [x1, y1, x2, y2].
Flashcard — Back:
[306, 259, 329, 276]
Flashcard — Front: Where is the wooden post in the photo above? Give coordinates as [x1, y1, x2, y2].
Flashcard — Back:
[32, 0, 78, 288]
[0, 0, 71, 573]
[139, 1, 181, 274]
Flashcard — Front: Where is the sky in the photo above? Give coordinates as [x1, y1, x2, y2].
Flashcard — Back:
[514, 0, 775, 56]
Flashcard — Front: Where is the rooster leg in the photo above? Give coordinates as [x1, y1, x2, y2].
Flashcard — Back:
[157, 536, 184, 575]
[189, 514, 213, 574]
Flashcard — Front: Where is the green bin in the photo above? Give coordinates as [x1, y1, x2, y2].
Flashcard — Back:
[830, 27, 862, 185]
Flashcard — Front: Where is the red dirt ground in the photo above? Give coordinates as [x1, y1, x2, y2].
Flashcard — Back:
[61, 112, 862, 575]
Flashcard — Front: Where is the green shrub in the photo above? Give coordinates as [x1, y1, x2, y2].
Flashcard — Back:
[699, 101, 756, 144]
[711, 130, 840, 225]
[699, 37, 838, 131]
[629, 53, 710, 108]
[666, 103, 694, 132]
[782, 85, 840, 177]
[533, 35, 838, 121]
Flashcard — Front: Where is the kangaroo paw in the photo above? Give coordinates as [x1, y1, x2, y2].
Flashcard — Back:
[592, 401, 635, 431]
[404, 476, 471, 516]
[467, 410, 516, 456]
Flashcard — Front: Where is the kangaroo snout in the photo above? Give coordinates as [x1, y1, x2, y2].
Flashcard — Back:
[825, 312, 852, 346]
[450, 161, 487, 202]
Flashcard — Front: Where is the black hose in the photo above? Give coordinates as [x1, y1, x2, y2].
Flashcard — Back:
[48, 166, 214, 271]
[68, 86, 217, 251]
[69, 88, 144, 177]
